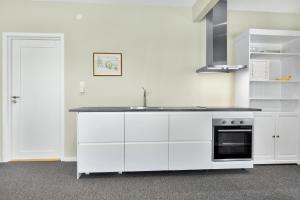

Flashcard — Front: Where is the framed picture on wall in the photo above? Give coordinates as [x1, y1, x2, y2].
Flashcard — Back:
[93, 52, 122, 76]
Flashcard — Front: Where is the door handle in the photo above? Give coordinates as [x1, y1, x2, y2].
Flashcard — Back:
[11, 96, 20, 104]
[217, 129, 252, 132]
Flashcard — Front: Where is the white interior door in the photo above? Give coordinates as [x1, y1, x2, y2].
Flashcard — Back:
[11, 39, 63, 160]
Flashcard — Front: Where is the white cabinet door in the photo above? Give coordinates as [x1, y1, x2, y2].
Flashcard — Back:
[125, 143, 168, 171]
[78, 144, 124, 173]
[169, 112, 212, 141]
[169, 142, 212, 170]
[169, 112, 212, 170]
[125, 112, 168, 142]
[254, 113, 276, 161]
[276, 114, 300, 161]
[124, 112, 169, 172]
[78, 112, 124, 143]
[250, 60, 269, 81]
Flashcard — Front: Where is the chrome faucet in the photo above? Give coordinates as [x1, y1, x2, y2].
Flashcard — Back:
[142, 87, 147, 107]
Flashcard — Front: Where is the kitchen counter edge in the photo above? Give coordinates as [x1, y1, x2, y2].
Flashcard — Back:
[69, 107, 262, 112]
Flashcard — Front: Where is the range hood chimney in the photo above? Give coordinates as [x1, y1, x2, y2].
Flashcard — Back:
[196, 0, 246, 73]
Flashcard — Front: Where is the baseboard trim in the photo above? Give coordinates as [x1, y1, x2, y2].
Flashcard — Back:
[1, 157, 77, 162]
[254, 160, 300, 165]
[62, 157, 77, 162]
[10, 158, 61, 162]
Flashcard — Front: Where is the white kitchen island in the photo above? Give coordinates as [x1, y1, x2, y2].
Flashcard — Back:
[70, 107, 261, 179]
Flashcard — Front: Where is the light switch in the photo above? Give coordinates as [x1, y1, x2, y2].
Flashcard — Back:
[79, 81, 85, 94]
[75, 14, 83, 20]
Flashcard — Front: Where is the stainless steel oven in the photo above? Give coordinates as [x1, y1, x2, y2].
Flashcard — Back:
[213, 118, 253, 161]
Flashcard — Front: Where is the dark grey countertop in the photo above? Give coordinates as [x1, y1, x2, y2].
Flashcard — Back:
[69, 106, 262, 112]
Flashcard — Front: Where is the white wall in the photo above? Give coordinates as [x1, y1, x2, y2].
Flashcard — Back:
[1, 0, 300, 160]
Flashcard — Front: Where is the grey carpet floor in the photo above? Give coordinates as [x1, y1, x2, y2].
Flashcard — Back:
[0, 163, 300, 200]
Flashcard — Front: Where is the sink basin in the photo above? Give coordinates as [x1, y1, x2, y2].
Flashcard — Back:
[129, 106, 164, 110]
[129, 106, 146, 110]
[129, 106, 207, 110]
[196, 106, 207, 109]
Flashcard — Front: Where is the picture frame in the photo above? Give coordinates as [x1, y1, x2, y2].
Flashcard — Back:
[93, 52, 122, 76]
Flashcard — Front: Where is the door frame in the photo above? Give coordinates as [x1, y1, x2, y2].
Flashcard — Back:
[2, 32, 65, 162]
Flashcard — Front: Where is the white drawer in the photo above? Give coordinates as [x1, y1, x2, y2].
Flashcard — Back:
[169, 142, 212, 170]
[125, 112, 168, 142]
[125, 142, 168, 171]
[78, 112, 124, 143]
[169, 112, 212, 141]
[78, 143, 124, 173]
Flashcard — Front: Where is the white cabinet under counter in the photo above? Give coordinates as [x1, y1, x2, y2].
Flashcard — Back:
[125, 112, 168, 142]
[169, 112, 212, 170]
[77, 143, 124, 174]
[71, 107, 260, 178]
[169, 112, 212, 141]
[169, 142, 212, 170]
[254, 112, 300, 164]
[77, 112, 125, 178]
[125, 143, 169, 172]
[76, 111, 214, 178]
[78, 112, 124, 143]
[276, 114, 300, 161]
[124, 112, 169, 172]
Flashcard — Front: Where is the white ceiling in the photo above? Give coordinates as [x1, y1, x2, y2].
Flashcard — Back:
[36, 0, 300, 13]
[228, 0, 300, 14]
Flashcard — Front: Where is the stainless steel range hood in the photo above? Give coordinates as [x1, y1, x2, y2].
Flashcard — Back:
[196, 0, 247, 73]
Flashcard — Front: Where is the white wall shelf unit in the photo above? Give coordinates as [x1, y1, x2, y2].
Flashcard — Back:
[235, 29, 300, 165]
[250, 52, 300, 60]
[250, 98, 300, 100]
[235, 29, 300, 113]
[250, 80, 300, 83]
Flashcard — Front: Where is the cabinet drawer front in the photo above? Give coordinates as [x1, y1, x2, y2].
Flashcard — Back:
[78, 144, 124, 173]
[169, 142, 212, 170]
[78, 113, 124, 143]
[169, 112, 212, 141]
[125, 143, 168, 171]
[125, 112, 168, 142]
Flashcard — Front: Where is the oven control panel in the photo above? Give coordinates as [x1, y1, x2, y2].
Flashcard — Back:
[213, 118, 253, 126]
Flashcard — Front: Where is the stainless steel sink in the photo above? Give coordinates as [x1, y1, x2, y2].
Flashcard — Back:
[129, 106, 164, 110]
[129, 106, 146, 110]
[196, 106, 207, 109]
[128, 106, 207, 110]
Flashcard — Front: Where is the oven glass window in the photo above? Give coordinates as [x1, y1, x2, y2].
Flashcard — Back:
[214, 126, 252, 160]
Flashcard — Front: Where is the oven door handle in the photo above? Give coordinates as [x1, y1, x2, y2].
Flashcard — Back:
[217, 129, 252, 132]
[220, 142, 251, 146]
